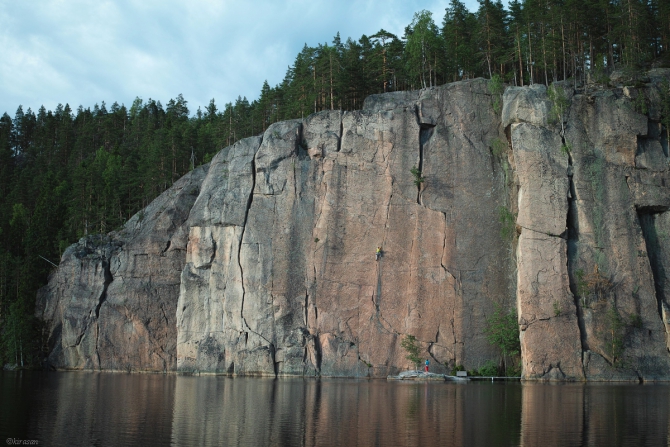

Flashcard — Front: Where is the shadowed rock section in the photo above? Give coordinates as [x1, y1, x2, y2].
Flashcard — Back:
[36, 166, 208, 371]
[37, 72, 670, 380]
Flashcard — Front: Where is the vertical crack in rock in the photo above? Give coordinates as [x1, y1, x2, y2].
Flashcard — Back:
[312, 265, 318, 322]
[338, 118, 343, 152]
[417, 124, 434, 206]
[95, 323, 102, 370]
[381, 185, 394, 249]
[440, 212, 448, 272]
[209, 240, 217, 266]
[304, 290, 309, 326]
[375, 156, 395, 327]
[160, 240, 171, 257]
[313, 333, 322, 373]
[292, 154, 298, 198]
[561, 119, 588, 361]
[95, 257, 113, 320]
[375, 256, 382, 310]
[638, 209, 669, 321]
[238, 133, 289, 376]
[94, 256, 113, 370]
[239, 146, 257, 337]
[372, 205, 397, 337]
[566, 160, 588, 354]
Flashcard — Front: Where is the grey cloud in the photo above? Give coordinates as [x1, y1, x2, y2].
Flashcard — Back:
[1, 0, 479, 116]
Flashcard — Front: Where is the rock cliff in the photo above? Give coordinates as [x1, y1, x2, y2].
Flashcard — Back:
[37, 72, 670, 380]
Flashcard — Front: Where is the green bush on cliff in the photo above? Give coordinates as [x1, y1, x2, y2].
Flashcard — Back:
[400, 334, 422, 370]
[476, 360, 500, 377]
[633, 91, 648, 115]
[488, 74, 504, 114]
[491, 137, 507, 157]
[484, 304, 520, 376]
[553, 301, 562, 317]
[605, 306, 625, 365]
[577, 265, 612, 308]
[548, 83, 570, 137]
[560, 142, 572, 156]
[410, 166, 425, 187]
[498, 206, 517, 240]
[548, 82, 573, 162]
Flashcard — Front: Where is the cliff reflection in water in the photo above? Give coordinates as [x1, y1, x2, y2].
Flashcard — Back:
[520, 383, 670, 447]
[170, 377, 521, 446]
[2, 372, 670, 446]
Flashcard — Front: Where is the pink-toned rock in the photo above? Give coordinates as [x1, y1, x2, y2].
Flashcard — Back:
[36, 73, 670, 380]
[170, 79, 511, 377]
[36, 166, 207, 371]
[517, 230, 584, 380]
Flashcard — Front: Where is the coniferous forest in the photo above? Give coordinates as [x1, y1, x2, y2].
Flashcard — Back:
[1, 0, 669, 366]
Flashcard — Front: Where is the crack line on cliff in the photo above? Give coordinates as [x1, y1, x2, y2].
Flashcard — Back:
[304, 290, 309, 327]
[417, 124, 434, 206]
[338, 116, 343, 152]
[518, 224, 566, 239]
[382, 192, 393, 250]
[440, 212, 449, 273]
[237, 137, 280, 375]
[93, 256, 113, 370]
[292, 153, 298, 198]
[563, 126, 588, 373]
[95, 257, 114, 320]
[238, 140, 259, 332]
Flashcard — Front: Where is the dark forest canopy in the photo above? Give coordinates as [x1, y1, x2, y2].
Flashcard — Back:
[1, 0, 669, 366]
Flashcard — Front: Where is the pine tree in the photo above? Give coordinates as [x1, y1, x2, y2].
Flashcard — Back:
[475, 0, 508, 78]
[443, 0, 476, 81]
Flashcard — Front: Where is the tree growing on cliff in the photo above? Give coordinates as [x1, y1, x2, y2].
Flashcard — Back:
[488, 74, 504, 113]
[605, 306, 625, 365]
[548, 83, 570, 138]
[401, 334, 422, 370]
[582, 264, 612, 306]
[484, 304, 520, 376]
[410, 166, 425, 187]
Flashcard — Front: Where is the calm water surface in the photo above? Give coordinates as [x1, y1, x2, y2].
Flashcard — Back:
[1, 371, 669, 446]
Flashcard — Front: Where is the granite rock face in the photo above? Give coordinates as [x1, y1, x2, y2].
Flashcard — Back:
[37, 75, 670, 380]
[505, 77, 670, 381]
[36, 167, 208, 371]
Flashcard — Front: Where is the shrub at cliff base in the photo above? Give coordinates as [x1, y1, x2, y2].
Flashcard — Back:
[484, 304, 521, 376]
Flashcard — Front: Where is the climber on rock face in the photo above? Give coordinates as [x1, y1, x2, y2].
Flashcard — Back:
[376, 246, 382, 261]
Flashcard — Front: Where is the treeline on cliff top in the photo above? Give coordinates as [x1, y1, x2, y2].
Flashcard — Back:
[0, 0, 669, 366]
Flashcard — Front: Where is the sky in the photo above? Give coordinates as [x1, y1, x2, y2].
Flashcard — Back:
[0, 0, 482, 117]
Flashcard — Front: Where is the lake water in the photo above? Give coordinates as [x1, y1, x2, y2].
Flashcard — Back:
[1, 372, 669, 446]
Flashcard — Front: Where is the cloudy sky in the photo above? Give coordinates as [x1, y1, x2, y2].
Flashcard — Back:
[1, 0, 482, 117]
